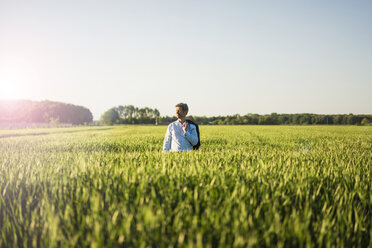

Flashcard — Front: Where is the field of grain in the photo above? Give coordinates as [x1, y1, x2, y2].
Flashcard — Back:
[0, 125, 371, 247]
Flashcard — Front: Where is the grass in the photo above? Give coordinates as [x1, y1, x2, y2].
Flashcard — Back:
[0, 125, 371, 247]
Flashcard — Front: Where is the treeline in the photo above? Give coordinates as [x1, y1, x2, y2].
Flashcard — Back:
[101, 105, 160, 125]
[0, 100, 93, 125]
[181, 113, 371, 125]
[100, 105, 371, 126]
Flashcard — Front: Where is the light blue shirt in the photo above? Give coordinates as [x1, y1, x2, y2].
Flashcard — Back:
[162, 120, 199, 152]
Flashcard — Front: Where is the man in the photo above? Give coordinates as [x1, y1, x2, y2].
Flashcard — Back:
[162, 103, 199, 152]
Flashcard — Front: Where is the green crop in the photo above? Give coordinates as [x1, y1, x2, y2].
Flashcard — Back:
[0, 126, 371, 247]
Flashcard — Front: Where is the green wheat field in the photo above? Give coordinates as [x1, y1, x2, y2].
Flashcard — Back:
[0, 125, 371, 247]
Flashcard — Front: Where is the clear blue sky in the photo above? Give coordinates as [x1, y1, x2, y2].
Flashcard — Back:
[1, 0, 371, 119]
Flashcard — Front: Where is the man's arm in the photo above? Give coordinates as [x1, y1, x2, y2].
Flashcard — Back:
[162, 125, 172, 152]
[184, 124, 198, 146]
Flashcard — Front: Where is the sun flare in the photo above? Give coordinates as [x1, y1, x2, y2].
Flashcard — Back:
[0, 82, 23, 100]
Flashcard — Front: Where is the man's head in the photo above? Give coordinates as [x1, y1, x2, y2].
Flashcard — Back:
[175, 103, 188, 119]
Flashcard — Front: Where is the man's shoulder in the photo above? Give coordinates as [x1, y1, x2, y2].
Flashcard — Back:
[185, 120, 197, 127]
[168, 121, 178, 127]
[186, 120, 198, 126]
[168, 120, 196, 127]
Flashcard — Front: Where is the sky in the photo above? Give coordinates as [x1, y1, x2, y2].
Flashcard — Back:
[0, 0, 371, 120]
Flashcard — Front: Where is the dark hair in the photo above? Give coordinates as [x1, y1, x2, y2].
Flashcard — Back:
[175, 103, 188, 113]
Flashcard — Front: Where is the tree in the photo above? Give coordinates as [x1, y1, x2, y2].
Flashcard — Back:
[0, 100, 93, 125]
[100, 108, 119, 125]
[361, 118, 370, 126]
[346, 114, 356, 125]
[49, 117, 60, 127]
[100, 105, 161, 125]
[333, 115, 343, 125]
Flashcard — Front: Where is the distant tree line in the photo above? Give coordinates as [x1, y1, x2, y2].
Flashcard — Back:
[181, 113, 371, 125]
[100, 105, 371, 126]
[0, 100, 93, 125]
[101, 105, 160, 125]
[159, 113, 371, 126]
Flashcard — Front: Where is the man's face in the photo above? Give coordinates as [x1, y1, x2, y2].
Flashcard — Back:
[176, 107, 187, 119]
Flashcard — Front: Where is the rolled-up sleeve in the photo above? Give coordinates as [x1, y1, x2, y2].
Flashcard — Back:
[184, 124, 199, 146]
[162, 124, 172, 152]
